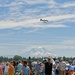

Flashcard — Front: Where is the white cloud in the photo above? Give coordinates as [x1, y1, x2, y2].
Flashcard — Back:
[60, 39, 75, 45]
[46, 45, 75, 50]
[0, 1, 24, 7]
[0, 20, 66, 29]
[0, 38, 75, 56]
[0, 0, 56, 7]
[27, 38, 75, 50]
[43, 14, 75, 21]
[62, 2, 75, 8]
[1, 0, 75, 23]
[21, 0, 56, 5]
[1, 13, 75, 29]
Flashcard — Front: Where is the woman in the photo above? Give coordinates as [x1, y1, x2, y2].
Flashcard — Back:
[7, 61, 15, 75]
[21, 60, 30, 75]
[44, 57, 53, 75]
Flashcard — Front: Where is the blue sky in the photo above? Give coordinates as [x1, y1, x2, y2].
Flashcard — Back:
[0, 0, 75, 57]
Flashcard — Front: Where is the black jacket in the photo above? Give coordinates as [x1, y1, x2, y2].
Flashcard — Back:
[45, 62, 52, 75]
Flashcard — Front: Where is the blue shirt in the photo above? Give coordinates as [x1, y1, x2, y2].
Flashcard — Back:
[70, 66, 74, 71]
[35, 64, 40, 71]
[22, 66, 30, 75]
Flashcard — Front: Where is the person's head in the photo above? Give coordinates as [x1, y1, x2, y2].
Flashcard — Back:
[56, 60, 59, 63]
[10, 60, 15, 67]
[47, 56, 52, 63]
[39, 63, 42, 66]
[60, 57, 63, 62]
[19, 60, 21, 63]
[23, 60, 28, 66]
[6, 63, 8, 66]
[29, 57, 31, 60]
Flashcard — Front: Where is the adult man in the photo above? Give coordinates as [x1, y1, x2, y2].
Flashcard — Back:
[17, 60, 23, 74]
[21, 60, 30, 75]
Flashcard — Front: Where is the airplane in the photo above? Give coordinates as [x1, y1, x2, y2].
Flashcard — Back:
[10, 19, 14, 21]
[40, 19, 48, 22]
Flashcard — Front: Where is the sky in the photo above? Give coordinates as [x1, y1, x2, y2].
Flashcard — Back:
[0, 0, 75, 57]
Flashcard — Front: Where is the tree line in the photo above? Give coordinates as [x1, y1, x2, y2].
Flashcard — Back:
[0, 55, 75, 63]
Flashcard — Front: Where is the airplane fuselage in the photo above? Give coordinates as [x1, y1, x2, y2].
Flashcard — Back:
[40, 19, 48, 22]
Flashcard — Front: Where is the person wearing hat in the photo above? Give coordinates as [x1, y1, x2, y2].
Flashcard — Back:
[44, 56, 53, 75]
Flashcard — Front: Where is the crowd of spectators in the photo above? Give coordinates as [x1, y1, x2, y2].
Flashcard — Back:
[0, 56, 75, 75]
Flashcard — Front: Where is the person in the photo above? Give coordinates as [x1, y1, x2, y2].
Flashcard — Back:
[52, 58, 56, 75]
[28, 57, 32, 75]
[44, 56, 52, 75]
[17, 60, 23, 74]
[28, 57, 32, 69]
[68, 64, 74, 75]
[59, 58, 66, 75]
[0, 66, 3, 75]
[0, 60, 4, 73]
[4, 63, 9, 75]
[21, 60, 30, 75]
[7, 61, 15, 75]
[34, 61, 40, 75]
[55, 61, 60, 75]
[39, 63, 44, 75]
[72, 72, 75, 75]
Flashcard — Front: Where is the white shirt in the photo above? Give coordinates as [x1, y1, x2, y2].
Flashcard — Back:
[4, 65, 9, 73]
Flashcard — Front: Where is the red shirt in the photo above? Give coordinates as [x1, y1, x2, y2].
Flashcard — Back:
[0, 66, 3, 75]
[0, 66, 2, 70]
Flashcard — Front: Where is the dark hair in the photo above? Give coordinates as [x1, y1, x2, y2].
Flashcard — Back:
[11, 60, 16, 67]
[23, 60, 28, 66]
[6, 63, 8, 66]
[29, 57, 31, 59]
[19, 60, 21, 63]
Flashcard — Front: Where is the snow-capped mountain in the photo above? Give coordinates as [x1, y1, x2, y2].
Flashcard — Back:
[21, 47, 56, 58]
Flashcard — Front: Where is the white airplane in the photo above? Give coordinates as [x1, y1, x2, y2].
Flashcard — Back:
[40, 19, 48, 22]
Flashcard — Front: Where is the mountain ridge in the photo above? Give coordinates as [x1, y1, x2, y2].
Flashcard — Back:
[21, 47, 56, 58]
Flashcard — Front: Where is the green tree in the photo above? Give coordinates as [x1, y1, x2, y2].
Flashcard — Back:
[13, 55, 22, 61]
